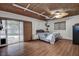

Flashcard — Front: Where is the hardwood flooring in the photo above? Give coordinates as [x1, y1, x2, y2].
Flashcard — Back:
[0, 39, 79, 56]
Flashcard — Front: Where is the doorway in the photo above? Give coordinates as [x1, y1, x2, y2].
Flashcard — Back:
[0, 19, 24, 45]
[23, 21, 32, 42]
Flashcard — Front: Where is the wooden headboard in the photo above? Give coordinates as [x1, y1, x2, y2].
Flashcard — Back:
[36, 29, 45, 33]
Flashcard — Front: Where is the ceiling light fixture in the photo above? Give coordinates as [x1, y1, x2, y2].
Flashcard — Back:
[50, 9, 69, 18]
[54, 12, 68, 18]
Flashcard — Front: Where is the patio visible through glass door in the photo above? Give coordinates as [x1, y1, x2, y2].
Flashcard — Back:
[7, 20, 20, 44]
[0, 19, 24, 45]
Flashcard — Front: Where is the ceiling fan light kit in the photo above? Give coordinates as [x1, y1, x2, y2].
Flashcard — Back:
[54, 12, 69, 18]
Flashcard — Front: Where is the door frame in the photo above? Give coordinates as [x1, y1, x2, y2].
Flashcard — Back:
[23, 21, 32, 42]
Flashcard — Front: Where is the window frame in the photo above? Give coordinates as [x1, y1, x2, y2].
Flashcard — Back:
[54, 21, 66, 30]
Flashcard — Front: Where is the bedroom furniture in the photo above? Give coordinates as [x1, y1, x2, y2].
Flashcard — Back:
[73, 24, 79, 45]
[36, 30, 60, 44]
[36, 30, 44, 33]
[38, 33, 54, 44]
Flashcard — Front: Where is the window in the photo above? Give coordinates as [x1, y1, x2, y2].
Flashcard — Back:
[0, 19, 24, 44]
[54, 21, 66, 30]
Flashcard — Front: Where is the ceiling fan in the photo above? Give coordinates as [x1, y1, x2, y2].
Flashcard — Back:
[12, 4, 76, 20]
[43, 7, 75, 19]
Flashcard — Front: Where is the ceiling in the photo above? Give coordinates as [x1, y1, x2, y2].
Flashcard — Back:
[0, 3, 79, 21]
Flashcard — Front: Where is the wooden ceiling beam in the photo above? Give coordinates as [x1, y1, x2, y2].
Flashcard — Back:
[0, 3, 46, 21]
[41, 12, 45, 14]
[0, 3, 79, 21]
[25, 4, 30, 9]
[12, 3, 49, 19]
[24, 4, 31, 11]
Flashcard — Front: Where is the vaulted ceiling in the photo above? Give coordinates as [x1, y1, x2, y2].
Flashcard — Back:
[0, 3, 79, 21]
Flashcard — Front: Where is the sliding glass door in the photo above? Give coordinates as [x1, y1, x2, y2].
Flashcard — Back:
[0, 19, 24, 45]
[7, 20, 20, 44]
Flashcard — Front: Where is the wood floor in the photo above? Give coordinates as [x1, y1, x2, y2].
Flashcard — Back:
[0, 39, 79, 56]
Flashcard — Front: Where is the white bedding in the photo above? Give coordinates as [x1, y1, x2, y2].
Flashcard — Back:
[38, 32, 60, 44]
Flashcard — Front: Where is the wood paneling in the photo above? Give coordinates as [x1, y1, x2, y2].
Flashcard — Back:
[23, 21, 32, 42]
[0, 3, 79, 20]
[18, 3, 79, 17]
[0, 3, 45, 20]
[0, 39, 79, 56]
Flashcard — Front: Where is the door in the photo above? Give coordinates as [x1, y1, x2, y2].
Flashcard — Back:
[23, 21, 32, 42]
[7, 20, 20, 44]
[0, 19, 24, 45]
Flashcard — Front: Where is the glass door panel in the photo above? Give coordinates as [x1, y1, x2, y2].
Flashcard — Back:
[19, 22, 24, 42]
[7, 20, 20, 44]
[0, 19, 24, 45]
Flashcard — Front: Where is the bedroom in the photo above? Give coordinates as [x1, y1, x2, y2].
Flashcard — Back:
[0, 3, 79, 56]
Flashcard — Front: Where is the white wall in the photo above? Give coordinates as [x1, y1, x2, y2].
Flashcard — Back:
[0, 10, 46, 39]
[1, 11, 79, 40]
[48, 15, 79, 40]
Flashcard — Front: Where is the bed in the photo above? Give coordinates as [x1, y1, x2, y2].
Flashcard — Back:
[36, 30, 60, 44]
